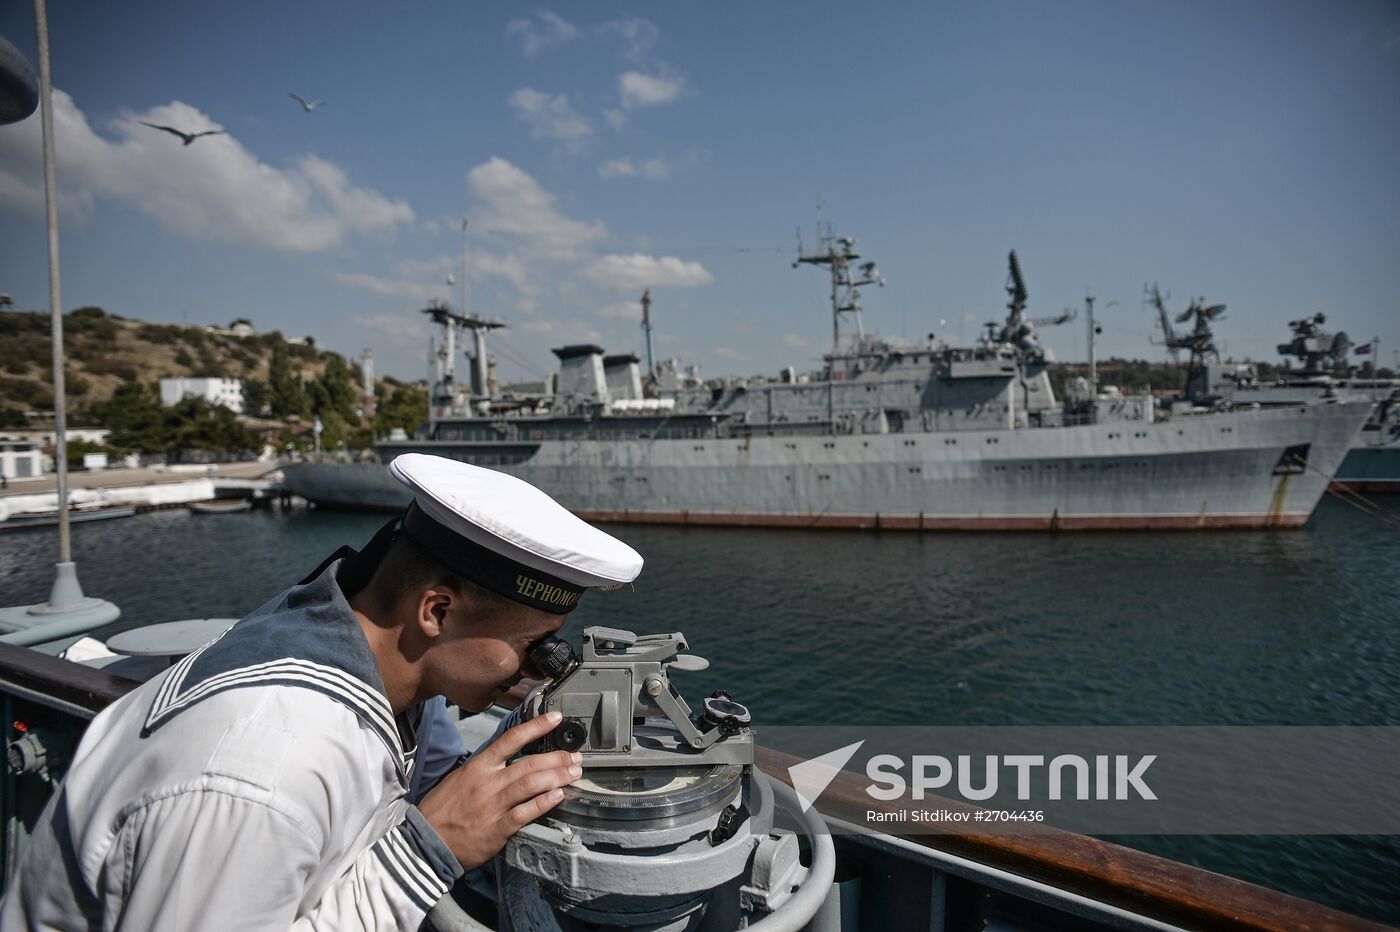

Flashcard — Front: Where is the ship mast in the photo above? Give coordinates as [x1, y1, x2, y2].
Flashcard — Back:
[640, 289, 655, 382]
[1146, 284, 1181, 364]
[422, 302, 506, 423]
[794, 224, 884, 361]
[1170, 298, 1227, 402]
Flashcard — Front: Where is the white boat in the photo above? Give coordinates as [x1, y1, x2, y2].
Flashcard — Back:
[187, 498, 253, 515]
[0, 503, 136, 532]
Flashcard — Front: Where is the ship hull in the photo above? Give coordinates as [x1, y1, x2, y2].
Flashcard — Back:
[283, 402, 1370, 530]
[1332, 444, 1400, 493]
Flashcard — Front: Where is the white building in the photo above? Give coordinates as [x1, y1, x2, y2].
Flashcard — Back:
[204, 321, 256, 338]
[159, 377, 244, 413]
[0, 437, 46, 480]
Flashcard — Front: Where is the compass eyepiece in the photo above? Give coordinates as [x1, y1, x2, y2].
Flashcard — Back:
[525, 633, 578, 681]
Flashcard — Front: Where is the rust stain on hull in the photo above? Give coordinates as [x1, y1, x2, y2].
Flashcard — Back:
[1267, 473, 1292, 527]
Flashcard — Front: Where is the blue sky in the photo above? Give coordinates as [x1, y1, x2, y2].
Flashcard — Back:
[1, 0, 1398, 383]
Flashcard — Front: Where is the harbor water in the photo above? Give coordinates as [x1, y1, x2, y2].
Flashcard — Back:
[2, 496, 1398, 922]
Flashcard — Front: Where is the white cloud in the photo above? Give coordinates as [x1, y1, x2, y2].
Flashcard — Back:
[715, 346, 739, 359]
[637, 157, 672, 180]
[340, 162, 708, 355]
[584, 254, 714, 290]
[598, 156, 672, 180]
[598, 158, 637, 179]
[521, 318, 601, 342]
[471, 252, 532, 293]
[508, 12, 660, 63]
[508, 88, 592, 145]
[298, 155, 414, 237]
[0, 92, 413, 252]
[597, 15, 660, 62]
[618, 71, 683, 110]
[466, 157, 604, 259]
[353, 312, 428, 346]
[782, 333, 808, 348]
[597, 300, 643, 320]
[505, 10, 579, 56]
[332, 251, 532, 302]
[333, 271, 436, 301]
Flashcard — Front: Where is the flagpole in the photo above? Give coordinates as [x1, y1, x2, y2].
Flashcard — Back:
[34, 0, 69, 563]
[0, 0, 121, 649]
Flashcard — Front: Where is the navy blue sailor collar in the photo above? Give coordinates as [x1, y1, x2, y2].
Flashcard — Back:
[142, 560, 409, 778]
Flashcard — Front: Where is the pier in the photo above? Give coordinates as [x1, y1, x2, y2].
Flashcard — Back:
[0, 461, 290, 520]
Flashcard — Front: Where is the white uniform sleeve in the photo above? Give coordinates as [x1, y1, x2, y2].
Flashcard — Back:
[108, 789, 461, 931]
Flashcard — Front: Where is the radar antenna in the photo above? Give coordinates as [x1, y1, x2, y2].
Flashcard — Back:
[1006, 250, 1028, 319]
[1146, 283, 1181, 363]
[1148, 286, 1224, 368]
[1276, 312, 1350, 376]
[992, 251, 1070, 359]
[1328, 331, 1352, 369]
[794, 222, 884, 356]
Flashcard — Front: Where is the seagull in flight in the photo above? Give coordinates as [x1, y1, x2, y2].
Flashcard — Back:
[289, 93, 324, 112]
[139, 121, 225, 146]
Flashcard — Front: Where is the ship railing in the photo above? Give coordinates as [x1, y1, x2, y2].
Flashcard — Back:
[0, 645, 1385, 931]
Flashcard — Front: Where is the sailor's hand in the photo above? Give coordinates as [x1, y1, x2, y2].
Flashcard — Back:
[418, 710, 580, 870]
[473, 682, 546, 754]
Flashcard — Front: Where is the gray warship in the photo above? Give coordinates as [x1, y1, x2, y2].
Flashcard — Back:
[1145, 287, 1398, 492]
[283, 232, 1370, 529]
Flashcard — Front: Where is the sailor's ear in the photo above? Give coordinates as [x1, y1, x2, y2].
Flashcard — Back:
[415, 586, 457, 638]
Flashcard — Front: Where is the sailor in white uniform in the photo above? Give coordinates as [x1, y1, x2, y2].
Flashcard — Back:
[0, 453, 644, 931]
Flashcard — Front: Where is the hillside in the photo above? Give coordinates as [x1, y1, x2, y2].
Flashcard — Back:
[0, 308, 334, 418]
[0, 307, 425, 452]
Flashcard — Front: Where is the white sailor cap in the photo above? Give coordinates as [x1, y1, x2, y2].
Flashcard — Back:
[388, 453, 643, 614]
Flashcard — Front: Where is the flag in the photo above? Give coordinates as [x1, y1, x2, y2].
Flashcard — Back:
[1354, 343, 1372, 356]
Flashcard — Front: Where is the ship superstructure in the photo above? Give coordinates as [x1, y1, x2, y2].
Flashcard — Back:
[1148, 289, 1399, 491]
[284, 234, 1370, 527]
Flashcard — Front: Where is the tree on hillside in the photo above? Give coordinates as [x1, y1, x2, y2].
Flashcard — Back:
[310, 353, 358, 421]
[66, 439, 118, 469]
[268, 336, 308, 418]
[99, 382, 169, 454]
[165, 396, 259, 458]
[242, 379, 271, 418]
[373, 385, 427, 439]
[98, 383, 258, 459]
[64, 306, 118, 341]
[303, 353, 359, 449]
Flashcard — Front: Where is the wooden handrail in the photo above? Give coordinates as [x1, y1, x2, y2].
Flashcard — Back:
[2, 656, 1389, 930]
[0, 641, 140, 716]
